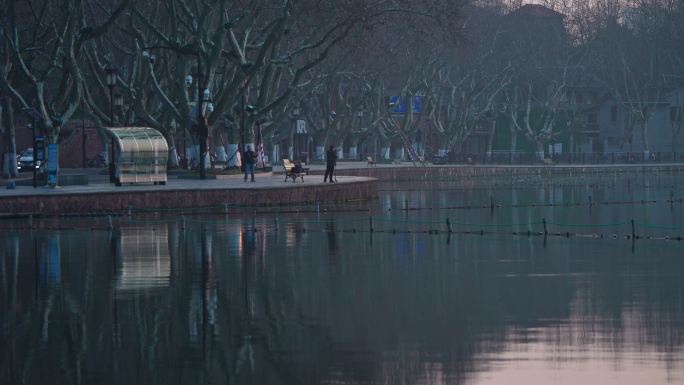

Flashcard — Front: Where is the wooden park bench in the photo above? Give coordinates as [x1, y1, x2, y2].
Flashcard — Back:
[367, 156, 377, 167]
[283, 159, 309, 182]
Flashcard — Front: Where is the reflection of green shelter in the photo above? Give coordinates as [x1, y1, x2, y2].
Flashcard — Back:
[104, 127, 168, 185]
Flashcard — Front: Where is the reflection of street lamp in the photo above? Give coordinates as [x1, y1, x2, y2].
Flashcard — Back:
[105, 64, 117, 183]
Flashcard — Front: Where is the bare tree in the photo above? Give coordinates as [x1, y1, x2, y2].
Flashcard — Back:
[0, 0, 129, 185]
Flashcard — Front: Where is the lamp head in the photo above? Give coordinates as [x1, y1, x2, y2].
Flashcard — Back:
[185, 75, 193, 87]
[104, 64, 117, 87]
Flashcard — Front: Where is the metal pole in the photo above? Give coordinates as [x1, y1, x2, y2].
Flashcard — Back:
[182, 125, 187, 168]
[290, 116, 295, 161]
[240, 87, 245, 158]
[109, 85, 115, 183]
[82, 100, 86, 168]
[31, 120, 37, 188]
[197, 51, 206, 180]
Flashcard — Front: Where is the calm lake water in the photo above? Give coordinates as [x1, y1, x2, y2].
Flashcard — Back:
[1, 172, 684, 385]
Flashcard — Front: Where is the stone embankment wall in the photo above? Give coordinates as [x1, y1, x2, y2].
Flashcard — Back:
[4, 164, 683, 216]
[318, 164, 684, 181]
[1, 179, 378, 216]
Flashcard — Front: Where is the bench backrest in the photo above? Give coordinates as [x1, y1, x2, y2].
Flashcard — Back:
[283, 159, 294, 171]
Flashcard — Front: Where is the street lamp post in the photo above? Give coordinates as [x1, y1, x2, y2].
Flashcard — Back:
[31, 121, 36, 187]
[81, 99, 87, 168]
[105, 64, 117, 183]
[196, 52, 208, 179]
[183, 75, 193, 168]
[22, 107, 41, 188]
[291, 108, 300, 161]
[240, 88, 246, 160]
[114, 94, 124, 114]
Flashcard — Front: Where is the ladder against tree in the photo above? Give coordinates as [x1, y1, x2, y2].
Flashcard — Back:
[391, 120, 419, 167]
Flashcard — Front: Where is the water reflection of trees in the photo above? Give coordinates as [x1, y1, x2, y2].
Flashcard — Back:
[0, 208, 683, 384]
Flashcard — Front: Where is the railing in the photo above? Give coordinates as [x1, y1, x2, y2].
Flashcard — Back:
[442, 151, 684, 165]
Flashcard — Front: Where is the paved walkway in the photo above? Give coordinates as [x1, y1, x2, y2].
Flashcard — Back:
[0, 172, 374, 198]
[2, 161, 683, 198]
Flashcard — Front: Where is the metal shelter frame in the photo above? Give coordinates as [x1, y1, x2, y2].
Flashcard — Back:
[104, 127, 169, 185]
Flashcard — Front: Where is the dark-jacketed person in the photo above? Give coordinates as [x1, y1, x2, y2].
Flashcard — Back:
[243, 145, 257, 182]
[324, 145, 337, 183]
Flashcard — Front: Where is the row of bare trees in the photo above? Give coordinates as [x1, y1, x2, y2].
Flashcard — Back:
[0, 0, 464, 181]
[301, 0, 684, 162]
[2, 0, 684, 180]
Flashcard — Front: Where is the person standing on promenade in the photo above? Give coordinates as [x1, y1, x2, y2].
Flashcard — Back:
[243, 145, 257, 182]
[324, 145, 337, 183]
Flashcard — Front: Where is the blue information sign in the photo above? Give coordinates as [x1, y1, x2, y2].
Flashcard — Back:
[390, 96, 421, 114]
[47, 143, 58, 185]
[412, 96, 422, 113]
[389, 96, 407, 114]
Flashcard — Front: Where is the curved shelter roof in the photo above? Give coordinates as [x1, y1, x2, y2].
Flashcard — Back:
[104, 127, 168, 185]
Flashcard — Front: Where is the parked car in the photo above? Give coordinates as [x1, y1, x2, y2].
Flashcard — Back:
[16, 148, 42, 172]
[431, 154, 449, 165]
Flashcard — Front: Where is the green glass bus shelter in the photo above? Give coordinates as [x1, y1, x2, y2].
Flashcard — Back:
[104, 127, 168, 185]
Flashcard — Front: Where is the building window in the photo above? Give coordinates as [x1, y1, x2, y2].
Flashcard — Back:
[611, 106, 618, 122]
[587, 112, 597, 124]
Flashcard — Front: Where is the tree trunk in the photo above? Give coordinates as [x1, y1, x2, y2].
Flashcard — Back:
[486, 120, 496, 163]
[641, 120, 650, 159]
[569, 132, 574, 163]
[1, 100, 19, 178]
[270, 143, 278, 165]
[288, 123, 294, 161]
[536, 142, 545, 161]
[215, 145, 227, 163]
[509, 128, 517, 164]
[209, 126, 223, 164]
[348, 146, 358, 160]
[167, 133, 180, 168]
[672, 126, 679, 160]
[393, 146, 405, 160]
[315, 145, 325, 161]
[227, 144, 240, 166]
[168, 147, 180, 168]
[348, 137, 359, 160]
